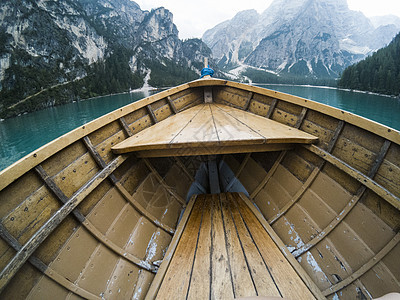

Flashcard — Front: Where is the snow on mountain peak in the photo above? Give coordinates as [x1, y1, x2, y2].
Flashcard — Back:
[202, 0, 399, 78]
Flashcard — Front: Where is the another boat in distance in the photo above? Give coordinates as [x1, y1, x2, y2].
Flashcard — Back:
[0, 77, 399, 299]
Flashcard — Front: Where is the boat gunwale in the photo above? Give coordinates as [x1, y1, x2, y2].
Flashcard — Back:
[1, 78, 399, 191]
[212, 80, 400, 143]
[0, 81, 193, 190]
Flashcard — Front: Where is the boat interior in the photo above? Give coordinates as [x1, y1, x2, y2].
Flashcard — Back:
[0, 79, 399, 299]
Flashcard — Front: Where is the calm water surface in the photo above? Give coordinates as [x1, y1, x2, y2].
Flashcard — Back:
[0, 91, 153, 171]
[260, 84, 400, 131]
[1, 85, 399, 171]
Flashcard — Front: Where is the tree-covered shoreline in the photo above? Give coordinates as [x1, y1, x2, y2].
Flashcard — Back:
[338, 32, 400, 97]
[0, 53, 199, 119]
[0, 0, 211, 119]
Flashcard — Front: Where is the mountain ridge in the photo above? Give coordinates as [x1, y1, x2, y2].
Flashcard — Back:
[0, 0, 213, 118]
[203, 0, 400, 79]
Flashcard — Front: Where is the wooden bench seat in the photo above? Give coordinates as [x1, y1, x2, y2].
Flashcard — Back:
[111, 104, 318, 157]
[152, 193, 317, 299]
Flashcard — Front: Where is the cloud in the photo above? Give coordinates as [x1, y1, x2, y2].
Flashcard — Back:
[134, 0, 400, 39]
[348, 0, 400, 17]
[134, 0, 271, 39]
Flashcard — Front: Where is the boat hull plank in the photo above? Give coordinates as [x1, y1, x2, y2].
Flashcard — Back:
[213, 86, 253, 110]
[208, 193, 235, 300]
[223, 147, 399, 297]
[226, 193, 282, 297]
[152, 101, 173, 123]
[247, 94, 276, 118]
[238, 156, 272, 195]
[375, 143, 400, 198]
[1, 79, 399, 299]
[125, 109, 153, 136]
[145, 195, 198, 300]
[155, 195, 204, 299]
[186, 193, 212, 299]
[168, 88, 203, 112]
[235, 193, 322, 299]
[156, 193, 316, 299]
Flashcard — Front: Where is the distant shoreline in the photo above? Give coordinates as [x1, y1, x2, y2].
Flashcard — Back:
[2, 81, 398, 122]
[254, 83, 400, 100]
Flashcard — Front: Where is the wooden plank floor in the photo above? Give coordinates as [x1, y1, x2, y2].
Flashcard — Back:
[156, 192, 315, 299]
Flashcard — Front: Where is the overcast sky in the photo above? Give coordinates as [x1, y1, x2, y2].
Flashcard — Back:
[134, 0, 400, 39]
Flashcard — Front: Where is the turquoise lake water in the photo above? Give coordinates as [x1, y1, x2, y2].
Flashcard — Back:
[261, 84, 400, 131]
[0, 91, 151, 171]
[0, 85, 399, 171]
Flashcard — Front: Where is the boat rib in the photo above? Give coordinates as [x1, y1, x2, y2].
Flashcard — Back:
[0, 79, 399, 299]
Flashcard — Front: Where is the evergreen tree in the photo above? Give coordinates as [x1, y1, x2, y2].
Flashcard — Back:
[338, 32, 400, 96]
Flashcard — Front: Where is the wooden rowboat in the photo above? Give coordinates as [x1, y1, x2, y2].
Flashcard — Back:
[0, 78, 399, 299]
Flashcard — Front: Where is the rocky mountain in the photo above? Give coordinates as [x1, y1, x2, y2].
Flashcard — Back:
[203, 0, 400, 79]
[0, 0, 212, 118]
[370, 15, 400, 29]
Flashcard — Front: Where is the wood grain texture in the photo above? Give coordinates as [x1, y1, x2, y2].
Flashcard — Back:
[186, 194, 212, 299]
[234, 193, 317, 299]
[187, 79, 400, 144]
[115, 182, 175, 235]
[305, 144, 400, 210]
[209, 194, 235, 299]
[112, 103, 317, 156]
[112, 105, 205, 153]
[219, 193, 256, 298]
[145, 195, 197, 300]
[0, 155, 127, 293]
[323, 232, 400, 296]
[237, 193, 326, 300]
[155, 195, 203, 299]
[227, 193, 281, 297]
[142, 158, 186, 206]
[2, 78, 399, 193]
[1, 78, 399, 298]
[156, 193, 319, 299]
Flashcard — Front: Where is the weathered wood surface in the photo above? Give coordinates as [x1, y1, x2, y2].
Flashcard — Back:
[112, 103, 318, 156]
[237, 193, 326, 300]
[305, 144, 400, 210]
[145, 195, 197, 300]
[155, 196, 203, 299]
[0, 83, 200, 191]
[142, 158, 186, 206]
[1, 78, 399, 299]
[0, 155, 127, 293]
[0, 223, 102, 300]
[322, 232, 400, 296]
[208, 194, 235, 300]
[2, 78, 399, 192]
[156, 192, 317, 299]
[133, 143, 294, 158]
[223, 119, 399, 298]
[202, 79, 400, 144]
